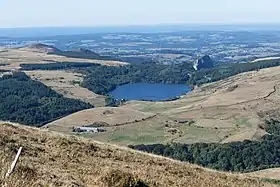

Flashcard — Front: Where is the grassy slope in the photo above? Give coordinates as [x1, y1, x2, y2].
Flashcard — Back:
[25, 70, 106, 107]
[44, 107, 155, 135]
[47, 66, 280, 145]
[248, 168, 280, 181]
[0, 48, 127, 107]
[0, 48, 127, 71]
[0, 123, 273, 187]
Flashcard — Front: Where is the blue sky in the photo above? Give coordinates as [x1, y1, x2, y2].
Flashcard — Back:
[1, 0, 280, 28]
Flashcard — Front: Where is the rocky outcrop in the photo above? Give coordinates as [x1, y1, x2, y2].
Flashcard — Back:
[193, 55, 214, 70]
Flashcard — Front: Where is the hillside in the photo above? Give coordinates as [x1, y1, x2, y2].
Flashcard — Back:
[0, 45, 127, 106]
[0, 72, 92, 126]
[0, 45, 127, 71]
[24, 70, 106, 107]
[25, 43, 115, 61]
[51, 48, 103, 60]
[46, 65, 280, 145]
[25, 43, 61, 53]
[0, 123, 275, 187]
[248, 168, 280, 181]
[45, 107, 155, 134]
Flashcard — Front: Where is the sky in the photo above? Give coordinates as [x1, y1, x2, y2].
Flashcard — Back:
[1, 0, 280, 28]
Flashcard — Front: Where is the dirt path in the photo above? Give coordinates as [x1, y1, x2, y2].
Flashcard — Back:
[175, 84, 279, 114]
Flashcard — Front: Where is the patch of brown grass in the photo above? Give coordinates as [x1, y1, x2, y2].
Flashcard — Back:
[0, 123, 274, 187]
[101, 170, 148, 187]
[45, 107, 155, 133]
[122, 66, 280, 144]
[24, 70, 106, 107]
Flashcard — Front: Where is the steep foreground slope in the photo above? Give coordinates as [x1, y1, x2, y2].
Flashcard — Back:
[0, 123, 275, 187]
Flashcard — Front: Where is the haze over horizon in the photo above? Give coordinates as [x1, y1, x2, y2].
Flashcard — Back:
[1, 0, 280, 28]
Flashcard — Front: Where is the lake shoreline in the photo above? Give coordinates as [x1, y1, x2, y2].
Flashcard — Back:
[109, 83, 191, 102]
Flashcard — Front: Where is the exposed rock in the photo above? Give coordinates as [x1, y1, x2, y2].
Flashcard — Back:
[193, 55, 214, 70]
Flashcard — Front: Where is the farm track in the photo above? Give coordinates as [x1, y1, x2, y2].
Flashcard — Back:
[112, 115, 157, 127]
[177, 84, 279, 114]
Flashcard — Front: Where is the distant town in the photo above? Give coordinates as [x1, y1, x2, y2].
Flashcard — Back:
[1, 30, 280, 65]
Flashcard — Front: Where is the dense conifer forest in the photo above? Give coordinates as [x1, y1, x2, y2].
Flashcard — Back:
[130, 120, 280, 173]
[0, 72, 93, 126]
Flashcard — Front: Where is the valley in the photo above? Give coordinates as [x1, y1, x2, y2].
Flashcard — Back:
[1, 44, 280, 146]
[3, 1, 280, 185]
[1, 31, 280, 186]
[44, 65, 280, 146]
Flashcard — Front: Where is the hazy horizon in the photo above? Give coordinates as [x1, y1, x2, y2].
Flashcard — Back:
[1, 24, 280, 38]
[2, 23, 280, 29]
[1, 0, 280, 28]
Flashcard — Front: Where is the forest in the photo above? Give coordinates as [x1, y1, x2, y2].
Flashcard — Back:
[0, 72, 93, 126]
[80, 63, 193, 94]
[263, 118, 280, 135]
[188, 59, 280, 85]
[19, 58, 280, 96]
[20, 62, 100, 70]
[81, 58, 280, 94]
[48, 50, 117, 61]
[20, 62, 193, 95]
[129, 119, 280, 173]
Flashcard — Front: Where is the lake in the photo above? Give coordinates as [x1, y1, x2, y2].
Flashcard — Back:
[109, 83, 191, 101]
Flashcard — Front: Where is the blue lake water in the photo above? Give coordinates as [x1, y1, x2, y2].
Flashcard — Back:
[109, 83, 191, 101]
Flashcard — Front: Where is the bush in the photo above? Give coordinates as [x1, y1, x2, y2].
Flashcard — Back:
[101, 170, 149, 187]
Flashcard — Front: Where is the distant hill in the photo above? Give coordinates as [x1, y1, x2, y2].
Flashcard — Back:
[193, 55, 214, 70]
[24, 43, 119, 61]
[26, 43, 60, 53]
[0, 72, 92, 126]
[0, 123, 272, 187]
[48, 45, 119, 61]
[53, 47, 106, 60]
[71, 48, 101, 57]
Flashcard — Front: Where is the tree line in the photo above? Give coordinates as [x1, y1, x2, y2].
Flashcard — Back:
[0, 72, 93, 126]
[80, 63, 193, 95]
[130, 119, 280, 173]
[48, 50, 117, 61]
[130, 135, 280, 173]
[20, 62, 100, 70]
[188, 59, 280, 85]
[19, 58, 280, 97]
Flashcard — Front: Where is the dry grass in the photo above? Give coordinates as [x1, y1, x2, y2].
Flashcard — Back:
[45, 107, 155, 133]
[101, 170, 149, 187]
[247, 168, 280, 181]
[0, 48, 127, 71]
[122, 66, 280, 143]
[42, 66, 280, 145]
[0, 123, 275, 187]
[25, 70, 106, 107]
[0, 47, 125, 107]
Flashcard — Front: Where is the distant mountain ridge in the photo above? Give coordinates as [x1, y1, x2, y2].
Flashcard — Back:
[25, 43, 117, 61]
[63, 48, 102, 59]
[26, 43, 60, 53]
